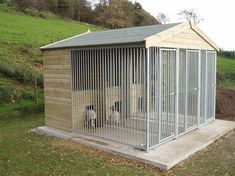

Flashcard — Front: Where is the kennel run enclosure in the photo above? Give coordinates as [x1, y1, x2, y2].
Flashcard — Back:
[71, 47, 216, 150]
[41, 22, 219, 151]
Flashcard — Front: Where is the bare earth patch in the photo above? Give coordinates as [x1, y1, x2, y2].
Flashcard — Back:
[216, 88, 235, 121]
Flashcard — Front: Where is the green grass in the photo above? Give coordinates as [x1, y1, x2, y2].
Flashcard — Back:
[0, 111, 154, 175]
[217, 55, 235, 89]
[0, 110, 235, 175]
[217, 55, 235, 74]
[0, 4, 102, 77]
[0, 5, 103, 101]
[0, 5, 102, 46]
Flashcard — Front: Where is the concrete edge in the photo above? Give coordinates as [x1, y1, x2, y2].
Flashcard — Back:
[30, 126, 72, 140]
[30, 121, 235, 171]
[30, 126, 169, 169]
[167, 123, 235, 169]
[71, 137, 169, 169]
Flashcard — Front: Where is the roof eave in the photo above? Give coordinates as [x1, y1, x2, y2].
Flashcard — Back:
[145, 21, 220, 52]
[40, 30, 91, 50]
[144, 22, 189, 48]
[41, 41, 145, 51]
[190, 22, 220, 52]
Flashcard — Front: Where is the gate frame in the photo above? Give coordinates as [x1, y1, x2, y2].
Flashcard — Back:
[185, 49, 200, 132]
[159, 48, 178, 142]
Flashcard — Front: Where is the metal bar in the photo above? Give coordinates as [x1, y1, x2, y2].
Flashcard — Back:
[185, 50, 188, 131]
[70, 51, 75, 133]
[158, 48, 162, 143]
[175, 48, 179, 139]
[146, 48, 150, 151]
[204, 51, 208, 122]
[214, 52, 217, 119]
[197, 50, 201, 127]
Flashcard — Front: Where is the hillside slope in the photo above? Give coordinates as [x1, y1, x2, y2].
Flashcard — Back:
[0, 5, 103, 103]
[1, 5, 235, 104]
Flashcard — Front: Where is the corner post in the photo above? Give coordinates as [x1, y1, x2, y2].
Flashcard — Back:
[175, 49, 179, 139]
[197, 50, 201, 127]
[158, 48, 162, 144]
[204, 52, 208, 122]
[146, 47, 150, 151]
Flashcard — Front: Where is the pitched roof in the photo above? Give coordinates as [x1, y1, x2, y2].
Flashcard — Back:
[41, 23, 180, 50]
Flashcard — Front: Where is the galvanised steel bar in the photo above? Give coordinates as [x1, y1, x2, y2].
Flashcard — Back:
[146, 48, 150, 151]
[214, 52, 217, 119]
[204, 51, 208, 122]
[70, 47, 216, 151]
[157, 48, 162, 144]
[197, 50, 201, 127]
[175, 48, 179, 139]
[184, 50, 188, 131]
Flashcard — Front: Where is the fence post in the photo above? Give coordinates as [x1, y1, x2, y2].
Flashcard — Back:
[34, 74, 38, 105]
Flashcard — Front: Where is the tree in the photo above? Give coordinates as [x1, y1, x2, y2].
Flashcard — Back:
[93, 0, 158, 28]
[156, 13, 169, 24]
[178, 9, 203, 24]
[57, 0, 70, 17]
[103, 0, 128, 28]
[133, 1, 158, 26]
[97, 0, 108, 6]
[33, 0, 48, 12]
[72, 0, 93, 22]
[11, 0, 33, 11]
[47, 0, 58, 14]
[134, 2, 142, 10]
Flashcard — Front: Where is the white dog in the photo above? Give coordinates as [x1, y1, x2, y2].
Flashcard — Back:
[108, 106, 120, 124]
[86, 109, 97, 128]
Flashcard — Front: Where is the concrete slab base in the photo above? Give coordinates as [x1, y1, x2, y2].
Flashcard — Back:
[31, 119, 235, 170]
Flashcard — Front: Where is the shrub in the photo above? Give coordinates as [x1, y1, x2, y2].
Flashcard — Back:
[19, 42, 33, 54]
[0, 61, 44, 87]
[217, 72, 235, 81]
[219, 50, 235, 59]
[0, 102, 44, 120]
[21, 89, 34, 100]
[0, 84, 15, 103]
[16, 102, 44, 114]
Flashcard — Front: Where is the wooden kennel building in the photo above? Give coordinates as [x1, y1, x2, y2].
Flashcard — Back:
[41, 22, 219, 151]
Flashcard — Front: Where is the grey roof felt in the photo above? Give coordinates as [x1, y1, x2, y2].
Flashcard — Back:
[41, 23, 180, 49]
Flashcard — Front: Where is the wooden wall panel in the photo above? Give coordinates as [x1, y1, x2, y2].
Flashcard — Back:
[42, 49, 72, 132]
[152, 28, 215, 50]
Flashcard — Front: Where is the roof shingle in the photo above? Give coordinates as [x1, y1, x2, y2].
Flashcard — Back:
[41, 23, 180, 50]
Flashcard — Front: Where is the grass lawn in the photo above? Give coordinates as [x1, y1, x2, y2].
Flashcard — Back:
[217, 55, 235, 74]
[0, 105, 235, 175]
[0, 4, 103, 89]
[217, 55, 235, 89]
[0, 7, 102, 46]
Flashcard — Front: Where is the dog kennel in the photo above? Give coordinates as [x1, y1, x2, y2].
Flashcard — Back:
[41, 22, 219, 151]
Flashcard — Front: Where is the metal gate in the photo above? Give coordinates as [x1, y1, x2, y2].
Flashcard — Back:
[71, 47, 148, 149]
[200, 51, 216, 124]
[186, 50, 199, 130]
[159, 49, 177, 141]
[206, 51, 216, 120]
